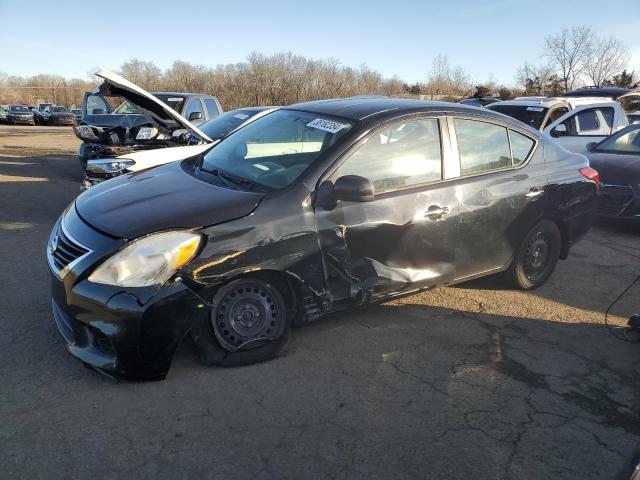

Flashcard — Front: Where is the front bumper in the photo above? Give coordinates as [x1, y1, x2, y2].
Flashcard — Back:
[9, 116, 35, 124]
[48, 207, 202, 380]
[48, 117, 76, 126]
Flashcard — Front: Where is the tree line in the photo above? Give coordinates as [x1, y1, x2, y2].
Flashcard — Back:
[0, 25, 636, 109]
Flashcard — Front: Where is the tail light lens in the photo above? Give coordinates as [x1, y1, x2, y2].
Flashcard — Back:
[579, 167, 601, 192]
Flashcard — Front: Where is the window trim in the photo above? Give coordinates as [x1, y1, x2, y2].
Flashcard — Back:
[321, 113, 447, 197]
[447, 115, 539, 180]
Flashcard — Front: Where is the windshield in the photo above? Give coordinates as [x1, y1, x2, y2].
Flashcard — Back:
[50, 106, 68, 113]
[199, 109, 263, 140]
[154, 94, 186, 113]
[488, 105, 549, 130]
[593, 125, 640, 154]
[10, 105, 29, 112]
[198, 109, 353, 191]
[113, 100, 141, 114]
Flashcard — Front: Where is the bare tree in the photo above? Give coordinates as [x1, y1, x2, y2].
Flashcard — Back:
[515, 62, 556, 95]
[544, 25, 594, 92]
[424, 54, 470, 98]
[584, 36, 629, 87]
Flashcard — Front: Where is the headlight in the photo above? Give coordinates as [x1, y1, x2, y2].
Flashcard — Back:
[86, 158, 135, 174]
[136, 127, 158, 140]
[88, 231, 202, 287]
[75, 125, 98, 140]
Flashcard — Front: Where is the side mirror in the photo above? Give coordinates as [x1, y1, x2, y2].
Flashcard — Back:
[551, 124, 567, 138]
[189, 112, 203, 121]
[333, 175, 375, 202]
[92, 108, 106, 115]
[586, 141, 597, 151]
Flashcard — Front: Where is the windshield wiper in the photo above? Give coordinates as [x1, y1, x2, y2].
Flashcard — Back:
[199, 167, 240, 190]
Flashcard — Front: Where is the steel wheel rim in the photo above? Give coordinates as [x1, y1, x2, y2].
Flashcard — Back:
[523, 232, 550, 281]
[212, 280, 285, 351]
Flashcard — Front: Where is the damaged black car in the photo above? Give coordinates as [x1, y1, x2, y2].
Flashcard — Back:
[74, 69, 220, 168]
[48, 98, 598, 380]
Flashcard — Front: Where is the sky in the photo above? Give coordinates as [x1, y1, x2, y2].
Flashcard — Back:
[0, 0, 638, 86]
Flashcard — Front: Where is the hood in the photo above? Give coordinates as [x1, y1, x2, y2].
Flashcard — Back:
[112, 143, 215, 171]
[92, 69, 212, 143]
[618, 88, 640, 113]
[585, 151, 640, 186]
[75, 161, 264, 239]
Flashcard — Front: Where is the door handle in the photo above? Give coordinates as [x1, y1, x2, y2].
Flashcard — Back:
[525, 187, 544, 200]
[424, 205, 449, 220]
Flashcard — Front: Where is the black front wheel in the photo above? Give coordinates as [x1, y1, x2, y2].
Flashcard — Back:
[191, 276, 291, 367]
[505, 220, 561, 290]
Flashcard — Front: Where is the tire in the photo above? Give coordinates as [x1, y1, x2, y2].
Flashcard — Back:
[505, 219, 561, 290]
[191, 276, 291, 367]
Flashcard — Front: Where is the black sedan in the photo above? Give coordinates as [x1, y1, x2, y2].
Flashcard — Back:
[47, 98, 598, 380]
[41, 105, 76, 126]
[584, 124, 640, 219]
[6, 104, 35, 125]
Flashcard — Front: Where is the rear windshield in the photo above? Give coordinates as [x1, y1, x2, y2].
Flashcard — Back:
[198, 109, 353, 191]
[50, 106, 68, 113]
[199, 109, 263, 140]
[10, 105, 29, 112]
[154, 94, 186, 113]
[488, 105, 548, 130]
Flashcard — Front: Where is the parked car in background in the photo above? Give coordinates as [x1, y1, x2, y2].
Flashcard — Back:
[459, 96, 500, 108]
[487, 97, 571, 130]
[0, 105, 7, 123]
[70, 108, 82, 123]
[75, 69, 222, 166]
[33, 103, 53, 124]
[48, 97, 598, 380]
[6, 105, 35, 125]
[583, 124, 640, 219]
[627, 113, 640, 125]
[82, 106, 278, 189]
[562, 86, 631, 101]
[40, 105, 77, 126]
[488, 97, 628, 152]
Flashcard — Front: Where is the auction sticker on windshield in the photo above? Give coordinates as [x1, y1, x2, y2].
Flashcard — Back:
[233, 113, 250, 120]
[307, 118, 349, 133]
[526, 106, 544, 112]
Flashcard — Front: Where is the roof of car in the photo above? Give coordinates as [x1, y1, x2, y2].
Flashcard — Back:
[285, 97, 489, 121]
[562, 86, 630, 98]
[151, 92, 218, 98]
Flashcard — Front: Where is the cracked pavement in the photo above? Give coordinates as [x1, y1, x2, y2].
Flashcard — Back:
[0, 125, 639, 479]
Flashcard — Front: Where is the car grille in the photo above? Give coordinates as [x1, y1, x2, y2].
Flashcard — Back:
[48, 221, 91, 277]
[598, 185, 635, 216]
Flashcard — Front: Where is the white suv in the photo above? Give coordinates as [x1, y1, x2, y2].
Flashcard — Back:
[487, 97, 628, 152]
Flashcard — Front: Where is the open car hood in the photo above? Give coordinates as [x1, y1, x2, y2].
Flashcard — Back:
[93, 69, 212, 143]
[618, 88, 640, 113]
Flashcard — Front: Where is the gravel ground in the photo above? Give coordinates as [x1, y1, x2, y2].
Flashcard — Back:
[0, 124, 639, 479]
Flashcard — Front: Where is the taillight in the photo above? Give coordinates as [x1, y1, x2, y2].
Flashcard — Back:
[579, 166, 601, 192]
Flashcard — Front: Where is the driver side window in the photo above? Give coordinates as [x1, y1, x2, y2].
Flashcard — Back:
[335, 118, 443, 193]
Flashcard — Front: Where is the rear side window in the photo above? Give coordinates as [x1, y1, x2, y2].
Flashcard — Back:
[336, 118, 442, 193]
[454, 119, 511, 175]
[204, 99, 220, 118]
[509, 130, 535, 166]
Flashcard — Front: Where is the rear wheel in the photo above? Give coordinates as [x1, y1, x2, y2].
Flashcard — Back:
[505, 220, 561, 290]
[191, 276, 291, 367]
